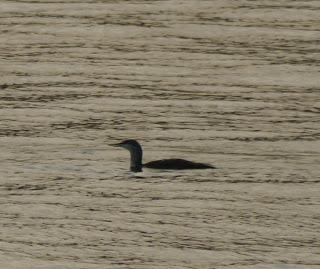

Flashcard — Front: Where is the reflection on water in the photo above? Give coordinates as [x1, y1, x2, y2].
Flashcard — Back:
[0, 0, 319, 268]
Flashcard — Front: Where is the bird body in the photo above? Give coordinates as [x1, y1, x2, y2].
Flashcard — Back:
[113, 139, 215, 172]
[144, 159, 213, 170]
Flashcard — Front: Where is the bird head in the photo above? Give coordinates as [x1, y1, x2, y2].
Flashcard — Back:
[112, 139, 142, 152]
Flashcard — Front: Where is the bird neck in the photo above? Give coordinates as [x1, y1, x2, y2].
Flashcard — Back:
[129, 147, 143, 172]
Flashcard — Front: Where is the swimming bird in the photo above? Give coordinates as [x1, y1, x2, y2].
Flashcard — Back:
[112, 139, 215, 172]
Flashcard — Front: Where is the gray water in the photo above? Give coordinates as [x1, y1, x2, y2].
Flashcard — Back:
[0, 1, 319, 268]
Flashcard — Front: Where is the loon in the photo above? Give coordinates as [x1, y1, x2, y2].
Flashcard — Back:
[112, 139, 215, 172]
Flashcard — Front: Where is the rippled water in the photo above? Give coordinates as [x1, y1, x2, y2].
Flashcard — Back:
[0, 1, 319, 268]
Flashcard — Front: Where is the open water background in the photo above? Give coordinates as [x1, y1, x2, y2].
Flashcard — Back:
[0, 0, 319, 268]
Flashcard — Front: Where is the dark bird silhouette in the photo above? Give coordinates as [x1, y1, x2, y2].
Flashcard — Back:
[112, 139, 215, 172]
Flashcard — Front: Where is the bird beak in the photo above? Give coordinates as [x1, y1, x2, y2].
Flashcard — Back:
[110, 142, 122, 147]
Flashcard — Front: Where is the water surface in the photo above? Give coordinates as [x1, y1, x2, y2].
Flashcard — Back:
[0, 0, 319, 268]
